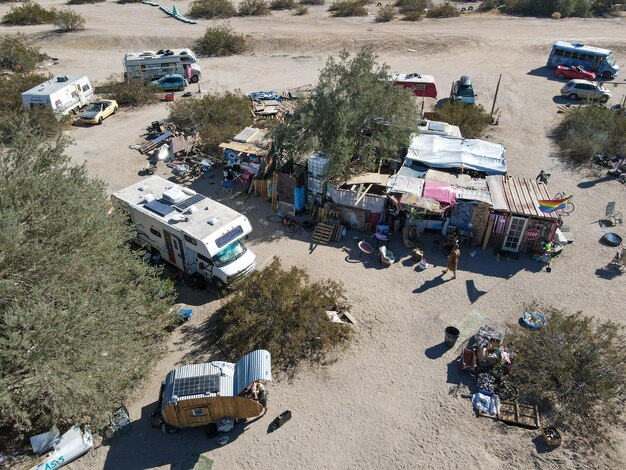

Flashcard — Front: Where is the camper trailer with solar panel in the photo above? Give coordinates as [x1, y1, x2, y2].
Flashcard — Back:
[111, 176, 256, 288]
[152, 350, 272, 433]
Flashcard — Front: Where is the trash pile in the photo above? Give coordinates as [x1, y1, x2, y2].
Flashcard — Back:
[247, 87, 308, 121]
[131, 120, 221, 183]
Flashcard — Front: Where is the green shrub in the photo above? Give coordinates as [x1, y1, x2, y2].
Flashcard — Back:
[394, 0, 429, 13]
[328, 0, 367, 16]
[402, 9, 422, 20]
[375, 4, 396, 21]
[550, 105, 626, 165]
[213, 258, 352, 376]
[436, 101, 490, 138]
[294, 3, 309, 13]
[168, 91, 253, 155]
[507, 308, 626, 436]
[53, 7, 85, 31]
[238, 0, 270, 15]
[98, 75, 161, 107]
[0, 34, 48, 73]
[2, 1, 57, 25]
[270, 0, 295, 9]
[187, 0, 236, 18]
[299, 0, 324, 4]
[425, 3, 459, 17]
[478, 0, 499, 11]
[504, 0, 591, 17]
[67, 0, 104, 4]
[195, 25, 246, 57]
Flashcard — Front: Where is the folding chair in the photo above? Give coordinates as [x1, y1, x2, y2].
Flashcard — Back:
[607, 248, 625, 274]
[605, 201, 623, 226]
[222, 180, 235, 195]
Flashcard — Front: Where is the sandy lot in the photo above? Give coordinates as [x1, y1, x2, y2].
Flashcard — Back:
[3, 3, 626, 469]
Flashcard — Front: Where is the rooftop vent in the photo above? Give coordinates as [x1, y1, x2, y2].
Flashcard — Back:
[56, 76, 69, 83]
[162, 187, 187, 204]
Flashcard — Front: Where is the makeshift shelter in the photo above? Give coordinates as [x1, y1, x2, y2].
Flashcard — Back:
[405, 134, 507, 176]
[328, 173, 389, 230]
[483, 175, 559, 254]
[219, 127, 274, 180]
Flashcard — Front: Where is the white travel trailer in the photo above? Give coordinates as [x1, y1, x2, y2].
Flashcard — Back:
[21, 75, 93, 116]
[123, 48, 202, 83]
[112, 176, 256, 287]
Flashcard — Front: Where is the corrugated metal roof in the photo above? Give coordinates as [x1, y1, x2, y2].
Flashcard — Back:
[426, 169, 492, 205]
[233, 349, 272, 396]
[486, 175, 558, 219]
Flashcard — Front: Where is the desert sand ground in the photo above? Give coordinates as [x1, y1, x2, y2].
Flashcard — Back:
[3, 2, 626, 469]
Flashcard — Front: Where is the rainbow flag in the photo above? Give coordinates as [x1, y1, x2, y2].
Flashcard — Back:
[538, 197, 570, 213]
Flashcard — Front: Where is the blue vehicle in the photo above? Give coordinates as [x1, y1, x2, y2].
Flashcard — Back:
[450, 75, 476, 105]
[151, 74, 188, 91]
[547, 41, 619, 79]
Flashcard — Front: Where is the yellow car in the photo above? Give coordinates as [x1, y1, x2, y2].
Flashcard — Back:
[79, 100, 118, 125]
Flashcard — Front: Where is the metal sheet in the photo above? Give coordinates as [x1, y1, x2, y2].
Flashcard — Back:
[233, 349, 272, 396]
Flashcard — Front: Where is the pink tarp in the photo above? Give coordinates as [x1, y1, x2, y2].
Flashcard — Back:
[423, 180, 456, 206]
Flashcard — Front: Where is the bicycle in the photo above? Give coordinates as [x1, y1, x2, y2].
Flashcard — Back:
[553, 192, 575, 215]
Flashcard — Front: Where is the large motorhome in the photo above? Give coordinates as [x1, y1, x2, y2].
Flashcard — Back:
[152, 349, 272, 433]
[112, 176, 256, 287]
[123, 48, 202, 83]
[21, 75, 93, 116]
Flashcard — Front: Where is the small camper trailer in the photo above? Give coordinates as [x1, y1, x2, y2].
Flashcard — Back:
[389, 73, 438, 99]
[21, 75, 93, 116]
[152, 350, 272, 433]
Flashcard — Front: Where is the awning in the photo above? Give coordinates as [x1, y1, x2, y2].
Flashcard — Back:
[400, 193, 441, 212]
[406, 134, 507, 175]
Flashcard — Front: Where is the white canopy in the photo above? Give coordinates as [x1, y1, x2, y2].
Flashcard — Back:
[405, 134, 507, 175]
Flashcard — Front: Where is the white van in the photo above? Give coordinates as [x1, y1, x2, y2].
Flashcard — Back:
[112, 176, 256, 288]
[21, 75, 93, 116]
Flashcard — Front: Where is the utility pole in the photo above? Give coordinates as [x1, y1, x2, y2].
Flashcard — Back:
[490, 73, 502, 124]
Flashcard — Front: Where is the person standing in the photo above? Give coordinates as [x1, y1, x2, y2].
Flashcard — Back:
[442, 243, 461, 280]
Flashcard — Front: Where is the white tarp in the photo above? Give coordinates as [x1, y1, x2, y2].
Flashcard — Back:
[405, 134, 507, 175]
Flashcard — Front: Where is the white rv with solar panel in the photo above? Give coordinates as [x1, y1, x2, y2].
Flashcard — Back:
[112, 176, 256, 287]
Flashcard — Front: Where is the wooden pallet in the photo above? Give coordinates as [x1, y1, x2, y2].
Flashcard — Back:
[480, 401, 540, 429]
[311, 223, 335, 244]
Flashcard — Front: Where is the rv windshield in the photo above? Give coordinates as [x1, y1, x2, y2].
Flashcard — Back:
[606, 53, 615, 66]
[213, 241, 247, 267]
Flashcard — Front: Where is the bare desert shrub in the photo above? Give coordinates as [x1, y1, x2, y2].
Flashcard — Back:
[187, 0, 236, 18]
[395, 0, 429, 13]
[425, 3, 459, 17]
[375, 4, 396, 21]
[238, 0, 270, 15]
[436, 101, 490, 138]
[551, 11, 562, 19]
[402, 9, 422, 20]
[270, 0, 295, 9]
[328, 0, 368, 16]
[195, 25, 246, 57]
[53, 7, 85, 31]
[2, 1, 57, 25]
[67, 0, 104, 4]
[98, 75, 161, 107]
[213, 258, 353, 376]
[507, 308, 626, 437]
[294, 4, 309, 13]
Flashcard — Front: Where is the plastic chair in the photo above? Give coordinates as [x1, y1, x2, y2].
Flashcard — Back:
[222, 180, 235, 195]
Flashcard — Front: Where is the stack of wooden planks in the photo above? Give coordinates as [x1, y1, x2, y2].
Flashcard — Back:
[314, 207, 342, 242]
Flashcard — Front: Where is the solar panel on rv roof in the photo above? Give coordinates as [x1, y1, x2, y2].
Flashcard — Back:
[174, 193, 206, 212]
[173, 374, 221, 397]
[145, 200, 175, 217]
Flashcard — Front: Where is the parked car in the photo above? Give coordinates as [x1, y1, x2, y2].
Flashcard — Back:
[555, 65, 596, 81]
[151, 74, 188, 91]
[560, 79, 611, 102]
[450, 75, 476, 104]
[79, 100, 118, 125]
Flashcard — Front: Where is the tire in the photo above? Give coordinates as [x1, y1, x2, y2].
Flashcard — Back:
[568, 93, 578, 101]
[213, 277, 227, 291]
[178, 85, 184, 91]
[557, 73, 565, 79]
[601, 71, 612, 80]
[563, 201, 575, 215]
[600, 95, 609, 103]
[190, 75, 199, 84]
[98, 117, 103, 125]
[113, 107, 117, 114]
[160, 423, 178, 434]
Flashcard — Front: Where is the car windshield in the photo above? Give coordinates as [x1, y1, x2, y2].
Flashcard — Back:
[606, 53, 615, 66]
[213, 241, 246, 267]
[85, 103, 102, 112]
[458, 85, 474, 97]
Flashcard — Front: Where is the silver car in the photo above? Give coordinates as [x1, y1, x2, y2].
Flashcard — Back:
[560, 79, 611, 102]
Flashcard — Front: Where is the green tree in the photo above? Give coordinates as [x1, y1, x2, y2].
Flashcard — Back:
[507, 308, 626, 435]
[2, 1, 57, 25]
[53, 7, 85, 31]
[0, 128, 175, 448]
[0, 34, 48, 73]
[194, 25, 246, 57]
[168, 91, 253, 155]
[213, 258, 352, 376]
[435, 102, 491, 139]
[271, 49, 418, 180]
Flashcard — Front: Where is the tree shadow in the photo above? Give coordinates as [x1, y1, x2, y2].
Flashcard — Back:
[577, 174, 615, 188]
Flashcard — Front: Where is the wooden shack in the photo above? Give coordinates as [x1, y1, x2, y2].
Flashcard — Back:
[482, 176, 559, 254]
[156, 350, 272, 431]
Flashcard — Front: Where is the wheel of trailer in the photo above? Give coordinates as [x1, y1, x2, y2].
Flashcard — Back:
[557, 73, 565, 79]
[568, 93, 578, 101]
[190, 76, 199, 84]
[161, 423, 178, 434]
